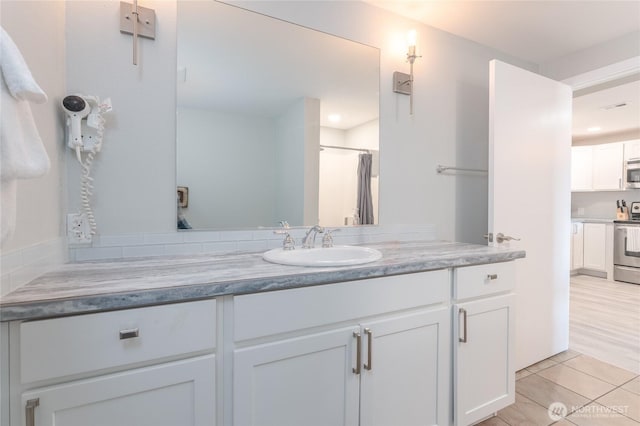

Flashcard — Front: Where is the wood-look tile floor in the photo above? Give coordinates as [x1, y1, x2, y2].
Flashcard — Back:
[478, 275, 640, 426]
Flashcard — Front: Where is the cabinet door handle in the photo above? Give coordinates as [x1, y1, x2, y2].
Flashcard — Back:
[364, 328, 372, 371]
[353, 331, 361, 375]
[459, 308, 468, 343]
[25, 398, 39, 426]
[487, 274, 498, 280]
[119, 328, 139, 340]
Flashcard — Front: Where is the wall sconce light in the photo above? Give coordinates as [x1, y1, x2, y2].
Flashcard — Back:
[393, 30, 421, 115]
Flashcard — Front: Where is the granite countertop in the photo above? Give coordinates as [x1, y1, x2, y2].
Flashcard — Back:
[0, 240, 525, 322]
[571, 217, 615, 223]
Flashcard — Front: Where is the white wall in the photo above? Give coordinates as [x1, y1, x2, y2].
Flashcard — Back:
[540, 31, 640, 82]
[60, 0, 537, 243]
[65, 0, 177, 234]
[177, 107, 277, 228]
[0, 1, 67, 295]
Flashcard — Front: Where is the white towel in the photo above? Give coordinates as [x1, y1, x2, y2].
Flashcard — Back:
[0, 27, 47, 103]
[626, 227, 640, 253]
[0, 26, 50, 244]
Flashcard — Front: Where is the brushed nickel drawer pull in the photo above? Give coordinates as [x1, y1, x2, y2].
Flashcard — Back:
[119, 328, 139, 340]
[353, 331, 361, 375]
[459, 308, 468, 343]
[25, 398, 39, 426]
[364, 328, 372, 371]
[487, 274, 498, 280]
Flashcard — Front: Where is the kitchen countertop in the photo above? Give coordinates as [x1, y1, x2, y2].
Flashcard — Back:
[571, 218, 615, 223]
[0, 240, 525, 322]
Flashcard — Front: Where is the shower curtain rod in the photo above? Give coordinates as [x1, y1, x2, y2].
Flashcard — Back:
[320, 144, 371, 153]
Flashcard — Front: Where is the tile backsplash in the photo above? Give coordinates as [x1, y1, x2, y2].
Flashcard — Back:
[69, 224, 438, 262]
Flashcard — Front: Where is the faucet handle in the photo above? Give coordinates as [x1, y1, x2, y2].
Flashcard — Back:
[273, 230, 295, 250]
[322, 228, 341, 248]
[278, 220, 290, 229]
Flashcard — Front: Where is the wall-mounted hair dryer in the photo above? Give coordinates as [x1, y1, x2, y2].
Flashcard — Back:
[62, 95, 91, 161]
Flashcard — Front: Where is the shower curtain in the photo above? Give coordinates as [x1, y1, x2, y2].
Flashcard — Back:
[356, 153, 374, 225]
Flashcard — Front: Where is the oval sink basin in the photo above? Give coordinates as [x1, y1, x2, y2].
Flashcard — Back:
[263, 245, 382, 267]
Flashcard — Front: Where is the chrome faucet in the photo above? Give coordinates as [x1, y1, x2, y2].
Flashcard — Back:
[302, 225, 325, 249]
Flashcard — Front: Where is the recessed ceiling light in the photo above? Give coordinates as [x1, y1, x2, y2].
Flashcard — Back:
[600, 102, 629, 110]
[587, 126, 602, 132]
[328, 114, 341, 123]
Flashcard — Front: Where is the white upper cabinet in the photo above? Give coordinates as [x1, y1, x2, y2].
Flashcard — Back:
[572, 142, 626, 191]
[571, 146, 593, 191]
[592, 143, 624, 190]
[624, 140, 640, 161]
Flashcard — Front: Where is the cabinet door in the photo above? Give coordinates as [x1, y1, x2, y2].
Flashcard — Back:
[592, 143, 624, 190]
[571, 146, 593, 191]
[571, 222, 584, 270]
[623, 140, 640, 161]
[233, 327, 360, 426]
[359, 308, 450, 426]
[454, 294, 515, 426]
[583, 223, 606, 271]
[21, 355, 215, 426]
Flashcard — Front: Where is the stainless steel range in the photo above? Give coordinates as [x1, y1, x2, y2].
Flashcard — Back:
[614, 201, 640, 285]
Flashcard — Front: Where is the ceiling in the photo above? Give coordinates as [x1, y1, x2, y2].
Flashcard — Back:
[573, 77, 640, 140]
[364, 1, 640, 65]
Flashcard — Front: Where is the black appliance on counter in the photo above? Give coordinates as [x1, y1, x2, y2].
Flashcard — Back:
[614, 201, 640, 285]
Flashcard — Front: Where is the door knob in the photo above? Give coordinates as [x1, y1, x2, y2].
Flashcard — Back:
[496, 233, 521, 244]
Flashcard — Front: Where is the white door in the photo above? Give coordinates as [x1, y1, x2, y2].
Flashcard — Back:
[489, 60, 572, 370]
[21, 355, 216, 426]
[359, 308, 450, 426]
[233, 326, 360, 426]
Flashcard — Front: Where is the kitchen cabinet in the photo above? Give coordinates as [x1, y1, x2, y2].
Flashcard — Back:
[571, 146, 593, 191]
[9, 300, 218, 426]
[571, 221, 584, 271]
[583, 223, 606, 272]
[571, 143, 625, 191]
[453, 263, 516, 426]
[592, 143, 624, 190]
[623, 139, 640, 161]
[232, 271, 451, 426]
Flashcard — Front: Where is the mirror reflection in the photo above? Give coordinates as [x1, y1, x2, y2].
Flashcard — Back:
[176, 1, 380, 230]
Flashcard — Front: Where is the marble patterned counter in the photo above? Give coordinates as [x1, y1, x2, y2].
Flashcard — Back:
[0, 241, 525, 322]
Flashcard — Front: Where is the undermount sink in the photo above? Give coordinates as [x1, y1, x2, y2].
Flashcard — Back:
[263, 245, 383, 267]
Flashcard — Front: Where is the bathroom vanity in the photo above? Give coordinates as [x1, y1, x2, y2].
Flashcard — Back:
[0, 241, 524, 426]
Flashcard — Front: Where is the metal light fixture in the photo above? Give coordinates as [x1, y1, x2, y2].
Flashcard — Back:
[393, 30, 421, 115]
[120, 1, 156, 66]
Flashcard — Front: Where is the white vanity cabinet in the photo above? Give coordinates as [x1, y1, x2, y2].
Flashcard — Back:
[9, 300, 218, 426]
[453, 263, 516, 426]
[232, 270, 451, 426]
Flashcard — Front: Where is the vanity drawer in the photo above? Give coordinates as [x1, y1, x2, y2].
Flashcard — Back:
[20, 299, 216, 384]
[454, 262, 515, 300]
[234, 269, 449, 341]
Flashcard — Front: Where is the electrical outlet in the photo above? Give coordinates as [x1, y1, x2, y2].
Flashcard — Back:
[67, 213, 92, 244]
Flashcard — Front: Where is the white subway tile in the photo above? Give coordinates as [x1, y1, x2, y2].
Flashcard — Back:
[143, 233, 185, 245]
[237, 240, 269, 252]
[182, 230, 221, 243]
[93, 234, 145, 247]
[75, 246, 123, 262]
[164, 243, 204, 256]
[219, 230, 253, 241]
[202, 241, 238, 254]
[122, 245, 166, 258]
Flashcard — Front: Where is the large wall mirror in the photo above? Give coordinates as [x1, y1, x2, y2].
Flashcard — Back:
[176, 1, 380, 230]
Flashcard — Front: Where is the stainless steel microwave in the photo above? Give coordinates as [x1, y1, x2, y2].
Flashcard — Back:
[626, 158, 640, 189]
